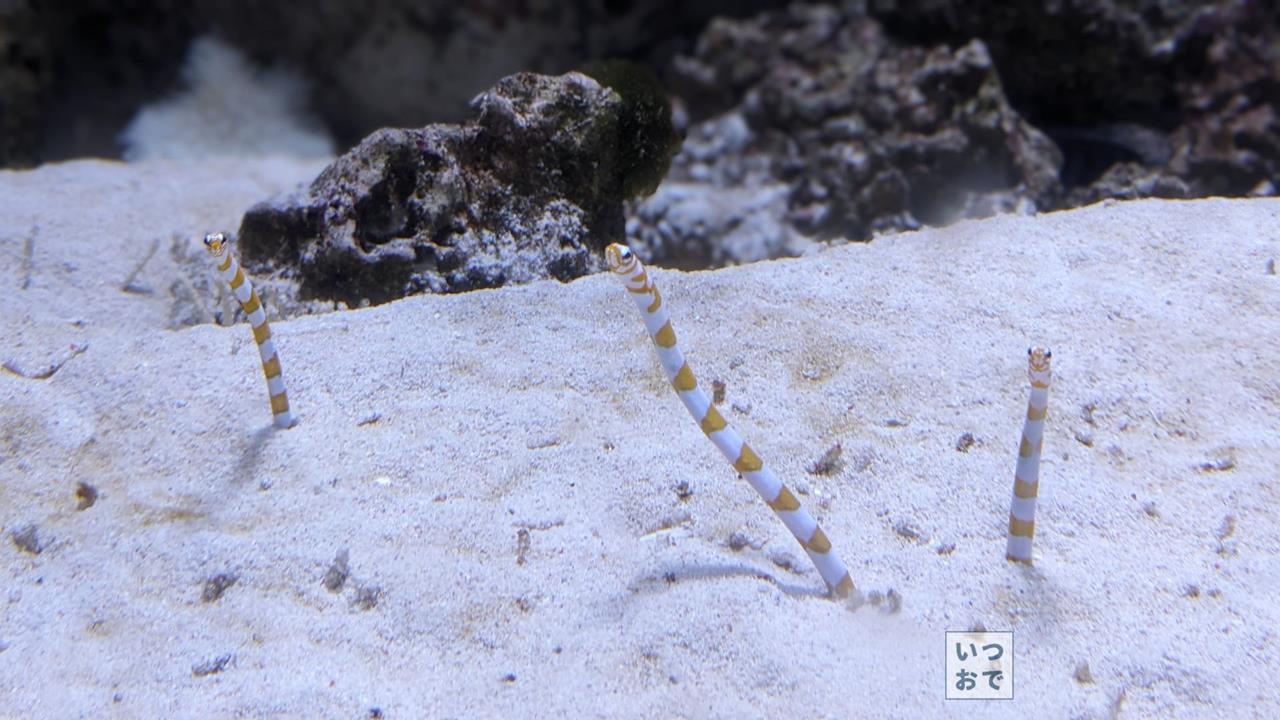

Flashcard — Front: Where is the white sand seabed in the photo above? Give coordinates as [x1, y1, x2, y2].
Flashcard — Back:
[1, 160, 1277, 718]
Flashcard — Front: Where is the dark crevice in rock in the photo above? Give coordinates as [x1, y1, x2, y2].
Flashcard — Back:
[1049, 130, 1149, 190]
[238, 203, 322, 268]
[353, 144, 422, 249]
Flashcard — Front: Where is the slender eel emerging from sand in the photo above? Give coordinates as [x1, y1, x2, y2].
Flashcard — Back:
[605, 243, 854, 598]
[203, 232, 296, 429]
[1006, 346, 1052, 563]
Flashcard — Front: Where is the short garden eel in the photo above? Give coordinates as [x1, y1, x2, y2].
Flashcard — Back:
[605, 243, 855, 598]
[204, 232, 296, 429]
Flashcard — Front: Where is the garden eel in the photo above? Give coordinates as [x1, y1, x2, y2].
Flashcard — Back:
[605, 243, 855, 599]
[203, 232, 296, 429]
[1007, 346, 1051, 563]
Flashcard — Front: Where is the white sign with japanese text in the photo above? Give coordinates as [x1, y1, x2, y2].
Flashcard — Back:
[945, 631, 1014, 700]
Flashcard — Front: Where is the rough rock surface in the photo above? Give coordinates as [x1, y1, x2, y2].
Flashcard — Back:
[628, 1, 1280, 264]
[660, 3, 1062, 248]
[625, 112, 816, 268]
[869, 0, 1280, 198]
[236, 72, 628, 307]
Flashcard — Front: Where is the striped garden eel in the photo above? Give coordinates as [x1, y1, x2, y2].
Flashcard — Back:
[1006, 346, 1051, 563]
[203, 232, 297, 429]
[605, 243, 855, 599]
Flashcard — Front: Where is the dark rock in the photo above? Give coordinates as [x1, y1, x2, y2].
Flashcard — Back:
[644, 1, 1280, 261]
[1167, 3, 1280, 197]
[628, 181, 803, 268]
[200, 573, 238, 603]
[237, 72, 636, 307]
[580, 60, 682, 200]
[626, 111, 809, 267]
[1065, 162, 1190, 207]
[351, 583, 381, 611]
[869, 0, 1280, 199]
[322, 549, 349, 592]
[515, 529, 530, 567]
[74, 481, 98, 511]
[191, 653, 233, 677]
[663, 4, 1062, 247]
[869, 1, 1189, 130]
[807, 442, 844, 476]
[11, 524, 43, 555]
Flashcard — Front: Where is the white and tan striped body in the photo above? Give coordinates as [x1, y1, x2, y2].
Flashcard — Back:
[605, 243, 854, 599]
[1006, 347, 1051, 563]
[204, 233, 296, 429]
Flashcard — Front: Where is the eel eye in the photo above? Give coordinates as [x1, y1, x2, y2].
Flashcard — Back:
[1027, 347, 1032, 356]
[1044, 350, 1053, 359]
[619, 247, 632, 260]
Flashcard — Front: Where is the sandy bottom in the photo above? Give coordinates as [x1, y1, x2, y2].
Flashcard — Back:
[2, 159, 1278, 718]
